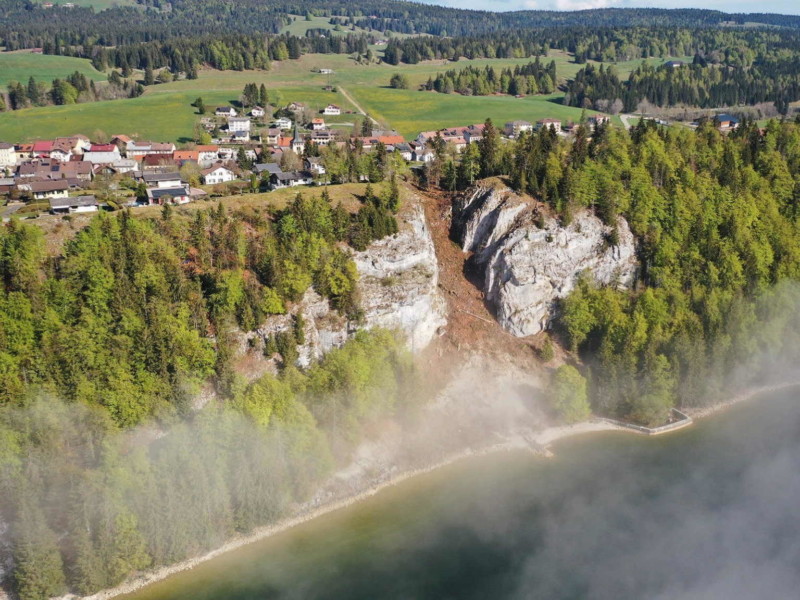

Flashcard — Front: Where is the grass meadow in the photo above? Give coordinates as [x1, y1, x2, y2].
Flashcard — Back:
[0, 52, 106, 88]
[0, 49, 685, 142]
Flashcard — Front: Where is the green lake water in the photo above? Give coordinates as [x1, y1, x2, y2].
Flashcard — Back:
[123, 389, 800, 600]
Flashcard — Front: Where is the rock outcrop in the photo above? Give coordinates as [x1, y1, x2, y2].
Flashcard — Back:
[242, 199, 447, 371]
[454, 183, 638, 337]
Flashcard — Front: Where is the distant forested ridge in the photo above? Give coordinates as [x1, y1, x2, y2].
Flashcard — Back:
[422, 58, 557, 96]
[565, 51, 800, 113]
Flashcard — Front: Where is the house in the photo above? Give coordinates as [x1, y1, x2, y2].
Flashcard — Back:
[228, 117, 251, 133]
[126, 142, 152, 158]
[215, 106, 237, 117]
[536, 118, 563, 133]
[412, 144, 435, 163]
[588, 115, 611, 127]
[144, 172, 183, 189]
[0, 177, 15, 194]
[83, 144, 122, 165]
[274, 117, 293, 130]
[196, 145, 220, 167]
[27, 180, 69, 200]
[264, 129, 281, 146]
[310, 130, 334, 147]
[714, 114, 740, 130]
[664, 60, 685, 68]
[311, 118, 326, 130]
[250, 106, 266, 118]
[270, 171, 314, 189]
[147, 186, 191, 205]
[201, 164, 236, 185]
[287, 102, 306, 113]
[149, 142, 176, 155]
[231, 130, 250, 142]
[394, 142, 413, 162]
[173, 150, 200, 165]
[57, 161, 93, 182]
[0, 143, 17, 168]
[505, 120, 533, 138]
[31, 141, 54, 159]
[323, 104, 341, 116]
[50, 195, 99, 214]
[305, 157, 326, 176]
[15, 143, 34, 159]
[254, 163, 283, 176]
[49, 138, 75, 162]
[142, 155, 178, 172]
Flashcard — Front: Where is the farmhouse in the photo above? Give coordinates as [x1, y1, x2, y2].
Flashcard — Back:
[49, 195, 99, 215]
[201, 164, 236, 185]
[215, 106, 237, 117]
[323, 104, 341, 116]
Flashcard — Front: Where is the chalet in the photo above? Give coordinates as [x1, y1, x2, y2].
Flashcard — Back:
[311, 118, 326, 131]
[144, 172, 183, 189]
[305, 157, 326, 176]
[274, 117, 293, 130]
[196, 145, 220, 167]
[201, 164, 236, 185]
[227, 117, 251, 133]
[83, 144, 122, 165]
[714, 114, 740, 130]
[264, 129, 281, 146]
[215, 106, 237, 117]
[323, 104, 341, 116]
[505, 120, 533, 138]
[27, 180, 69, 200]
[536, 118, 563, 133]
[0, 143, 17, 168]
[147, 186, 191, 205]
[50, 195, 99, 214]
[270, 171, 314, 189]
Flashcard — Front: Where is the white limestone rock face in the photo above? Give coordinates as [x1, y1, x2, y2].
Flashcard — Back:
[244, 200, 447, 369]
[454, 184, 638, 337]
[353, 203, 447, 350]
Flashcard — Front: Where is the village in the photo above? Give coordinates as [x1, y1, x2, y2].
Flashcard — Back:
[0, 96, 738, 219]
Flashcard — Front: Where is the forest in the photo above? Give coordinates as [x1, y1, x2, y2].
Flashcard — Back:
[427, 116, 800, 425]
[565, 56, 800, 113]
[422, 59, 557, 97]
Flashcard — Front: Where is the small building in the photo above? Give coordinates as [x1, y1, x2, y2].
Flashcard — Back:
[536, 118, 563, 133]
[394, 142, 413, 162]
[201, 164, 236, 185]
[319, 68, 334, 75]
[228, 117, 252, 133]
[250, 106, 266, 118]
[322, 104, 341, 116]
[305, 157, 326, 176]
[274, 117, 293, 130]
[270, 171, 314, 189]
[311, 118, 326, 131]
[215, 106, 237, 117]
[147, 186, 191, 205]
[50, 195, 99, 214]
[714, 114, 740, 130]
[27, 180, 69, 200]
[287, 102, 306, 113]
[144, 172, 183, 189]
[0, 143, 17, 168]
[664, 60, 685, 68]
[504, 120, 533, 138]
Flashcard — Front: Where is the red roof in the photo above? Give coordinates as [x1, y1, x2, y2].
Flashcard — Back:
[195, 145, 220, 153]
[278, 137, 292, 148]
[89, 144, 116, 152]
[32, 141, 54, 152]
[173, 150, 199, 161]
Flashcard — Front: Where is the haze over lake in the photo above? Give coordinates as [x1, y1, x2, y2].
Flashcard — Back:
[122, 388, 800, 600]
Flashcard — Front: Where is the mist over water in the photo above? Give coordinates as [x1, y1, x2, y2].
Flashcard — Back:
[123, 388, 800, 600]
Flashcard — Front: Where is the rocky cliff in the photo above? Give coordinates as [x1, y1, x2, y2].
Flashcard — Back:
[453, 183, 638, 337]
[241, 200, 447, 372]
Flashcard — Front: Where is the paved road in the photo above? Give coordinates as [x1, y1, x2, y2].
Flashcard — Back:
[619, 114, 635, 130]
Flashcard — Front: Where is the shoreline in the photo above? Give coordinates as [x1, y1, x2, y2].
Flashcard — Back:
[58, 380, 800, 600]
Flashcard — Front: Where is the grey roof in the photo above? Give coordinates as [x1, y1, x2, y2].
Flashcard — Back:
[148, 187, 189, 199]
[273, 170, 312, 182]
[254, 163, 282, 175]
[143, 172, 181, 183]
[50, 195, 97, 209]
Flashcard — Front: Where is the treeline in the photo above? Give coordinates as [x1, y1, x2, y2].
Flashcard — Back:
[0, 189, 399, 425]
[435, 116, 800, 424]
[3, 71, 143, 111]
[422, 58, 557, 96]
[565, 57, 800, 113]
[0, 329, 414, 600]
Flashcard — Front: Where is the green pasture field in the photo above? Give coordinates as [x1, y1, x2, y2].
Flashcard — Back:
[0, 50, 690, 142]
[31, 0, 138, 9]
[0, 52, 106, 88]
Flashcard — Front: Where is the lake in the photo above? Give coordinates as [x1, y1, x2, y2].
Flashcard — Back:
[123, 388, 800, 600]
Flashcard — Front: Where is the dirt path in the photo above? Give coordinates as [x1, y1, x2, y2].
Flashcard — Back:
[338, 87, 379, 125]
